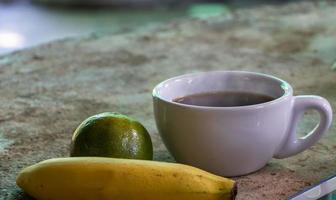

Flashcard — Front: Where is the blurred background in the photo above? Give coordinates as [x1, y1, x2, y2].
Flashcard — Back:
[0, 0, 294, 55]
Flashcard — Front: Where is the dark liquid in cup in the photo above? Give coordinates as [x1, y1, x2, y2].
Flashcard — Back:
[173, 91, 275, 107]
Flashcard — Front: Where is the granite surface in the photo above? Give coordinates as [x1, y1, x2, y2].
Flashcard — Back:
[1, 1, 336, 199]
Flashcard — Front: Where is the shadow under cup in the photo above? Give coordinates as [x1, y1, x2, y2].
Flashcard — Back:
[153, 71, 332, 177]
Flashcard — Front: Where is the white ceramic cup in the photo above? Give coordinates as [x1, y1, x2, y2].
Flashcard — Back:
[153, 71, 333, 177]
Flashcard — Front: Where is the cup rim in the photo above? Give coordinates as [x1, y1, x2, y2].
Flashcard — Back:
[152, 70, 293, 110]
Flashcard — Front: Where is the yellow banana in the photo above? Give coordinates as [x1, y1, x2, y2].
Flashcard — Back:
[17, 157, 237, 200]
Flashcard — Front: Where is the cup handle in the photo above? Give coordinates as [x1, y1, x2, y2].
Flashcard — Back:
[274, 95, 333, 159]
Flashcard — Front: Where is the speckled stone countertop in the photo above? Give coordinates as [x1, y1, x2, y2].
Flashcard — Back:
[1, 1, 336, 199]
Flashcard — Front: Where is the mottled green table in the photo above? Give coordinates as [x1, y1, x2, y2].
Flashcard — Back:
[1, 1, 336, 199]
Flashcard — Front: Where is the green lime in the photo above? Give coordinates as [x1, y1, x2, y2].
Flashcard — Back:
[70, 112, 153, 160]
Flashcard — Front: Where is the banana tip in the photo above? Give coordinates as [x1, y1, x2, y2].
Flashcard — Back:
[231, 182, 238, 200]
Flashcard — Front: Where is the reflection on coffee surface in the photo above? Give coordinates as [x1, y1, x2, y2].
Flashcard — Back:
[173, 91, 275, 107]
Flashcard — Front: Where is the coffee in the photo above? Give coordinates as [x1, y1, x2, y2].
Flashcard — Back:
[173, 91, 275, 107]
